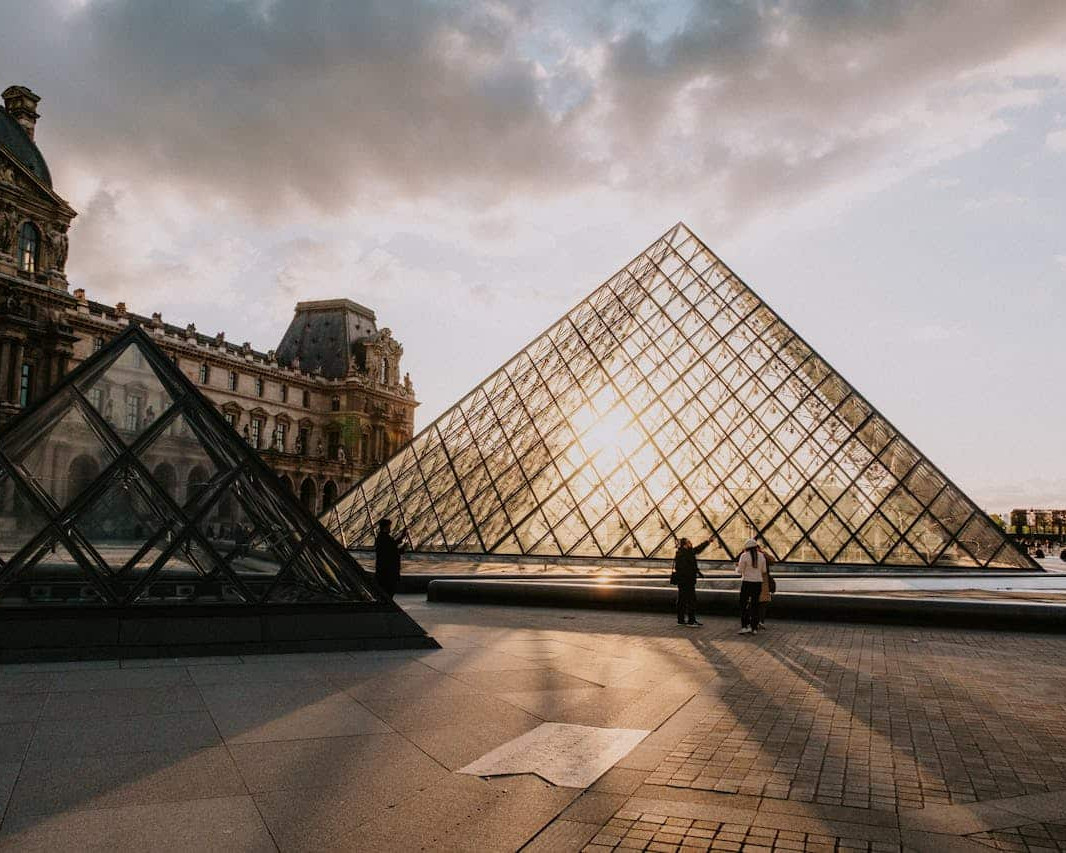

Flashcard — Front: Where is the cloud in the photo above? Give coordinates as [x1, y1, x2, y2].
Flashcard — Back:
[1047, 128, 1066, 152]
[4, 0, 1063, 230]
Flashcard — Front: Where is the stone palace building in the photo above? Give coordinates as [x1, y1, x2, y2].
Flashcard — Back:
[0, 84, 417, 516]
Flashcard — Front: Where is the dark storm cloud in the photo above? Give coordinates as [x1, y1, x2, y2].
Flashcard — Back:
[8, 0, 590, 212]
[4, 0, 1065, 221]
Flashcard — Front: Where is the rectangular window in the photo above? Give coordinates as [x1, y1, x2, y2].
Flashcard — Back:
[199, 364, 210, 384]
[302, 389, 310, 408]
[327, 431, 340, 460]
[93, 337, 104, 352]
[89, 387, 103, 411]
[255, 377, 264, 397]
[125, 393, 142, 431]
[131, 348, 143, 368]
[18, 363, 32, 408]
[223, 412, 236, 429]
[275, 422, 286, 452]
[281, 384, 288, 403]
[298, 427, 310, 455]
[228, 371, 238, 391]
[250, 418, 262, 449]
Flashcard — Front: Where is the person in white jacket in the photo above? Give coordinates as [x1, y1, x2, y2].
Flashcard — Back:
[735, 538, 766, 635]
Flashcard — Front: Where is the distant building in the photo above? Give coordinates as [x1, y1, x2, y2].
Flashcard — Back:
[0, 84, 417, 514]
[1009, 509, 1066, 537]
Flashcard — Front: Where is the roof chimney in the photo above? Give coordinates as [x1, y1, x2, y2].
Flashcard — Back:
[2, 85, 41, 141]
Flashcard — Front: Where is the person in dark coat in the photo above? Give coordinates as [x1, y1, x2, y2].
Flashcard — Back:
[674, 537, 709, 626]
[374, 518, 407, 601]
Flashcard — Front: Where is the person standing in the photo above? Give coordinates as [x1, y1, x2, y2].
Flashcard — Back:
[674, 537, 709, 627]
[736, 538, 765, 635]
[757, 547, 774, 630]
[374, 518, 407, 601]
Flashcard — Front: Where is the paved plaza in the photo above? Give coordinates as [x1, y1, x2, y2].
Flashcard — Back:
[0, 597, 1064, 851]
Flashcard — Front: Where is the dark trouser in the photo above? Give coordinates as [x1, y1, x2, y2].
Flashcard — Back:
[739, 581, 762, 628]
[676, 583, 697, 623]
[375, 571, 398, 601]
[757, 600, 769, 626]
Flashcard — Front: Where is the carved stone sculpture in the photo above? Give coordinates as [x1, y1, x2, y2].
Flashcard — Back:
[47, 225, 68, 272]
[0, 205, 17, 255]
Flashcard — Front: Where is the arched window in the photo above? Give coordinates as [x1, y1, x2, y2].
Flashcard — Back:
[330, 396, 340, 412]
[299, 478, 318, 513]
[17, 222, 39, 273]
[322, 481, 338, 512]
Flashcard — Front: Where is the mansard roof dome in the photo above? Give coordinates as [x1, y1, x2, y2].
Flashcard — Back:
[0, 108, 51, 187]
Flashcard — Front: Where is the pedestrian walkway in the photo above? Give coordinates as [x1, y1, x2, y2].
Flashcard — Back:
[0, 597, 1063, 851]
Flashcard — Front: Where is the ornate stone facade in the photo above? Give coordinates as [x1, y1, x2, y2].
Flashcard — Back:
[0, 84, 417, 514]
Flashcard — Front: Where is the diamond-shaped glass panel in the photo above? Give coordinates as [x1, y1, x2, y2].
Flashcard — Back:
[77, 340, 175, 442]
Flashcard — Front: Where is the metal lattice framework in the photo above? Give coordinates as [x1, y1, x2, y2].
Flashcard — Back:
[0, 326, 392, 606]
[326, 223, 1034, 570]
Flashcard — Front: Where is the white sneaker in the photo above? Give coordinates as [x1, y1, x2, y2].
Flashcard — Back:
[737, 627, 751, 635]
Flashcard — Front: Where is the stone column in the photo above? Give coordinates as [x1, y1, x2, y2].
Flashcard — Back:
[10, 340, 24, 404]
[0, 339, 11, 402]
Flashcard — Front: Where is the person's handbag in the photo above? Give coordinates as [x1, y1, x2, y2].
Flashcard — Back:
[767, 569, 777, 594]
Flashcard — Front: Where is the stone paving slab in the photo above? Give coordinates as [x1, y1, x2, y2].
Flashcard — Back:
[0, 597, 1063, 851]
[460, 722, 649, 787]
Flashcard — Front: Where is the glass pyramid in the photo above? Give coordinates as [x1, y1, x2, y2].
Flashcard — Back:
[326, 223, 1034, 570]
[0, 326, 406, 606]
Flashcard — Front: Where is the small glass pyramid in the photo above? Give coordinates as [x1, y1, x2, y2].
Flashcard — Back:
[326, 223, 1034, 570]
[0, 326, 401, 606]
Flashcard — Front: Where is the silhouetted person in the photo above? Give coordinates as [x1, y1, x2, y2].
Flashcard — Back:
[674, 537, 709, 627]
[374, 518, 407, 601]
[736, 538, 766, 635]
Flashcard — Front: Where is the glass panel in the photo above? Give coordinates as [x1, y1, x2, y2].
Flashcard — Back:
[856, 512, 895, 562]
[0, 468, 50, 564]
[904, 461, 947, 506]
[956, 515, 1009, 566]
[809, 511, 849, 561]
[3, 401, 115, 508]
[986, 543, 1034, 570]
[905, 512, 950, 564]
[835, 540, 874, 565]
[763, 511, 803, 562]
[77, 341, 175, 441]
[138, 412, 221, 509]
[880, 486, 923, 533]
[74, 467, 177, 574]
[929, 485, 973, 535]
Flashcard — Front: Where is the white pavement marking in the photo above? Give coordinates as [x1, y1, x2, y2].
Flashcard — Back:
[458, 721, 649, 788]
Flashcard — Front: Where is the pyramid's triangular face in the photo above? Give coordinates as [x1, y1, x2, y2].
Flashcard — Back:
[0, 326, 420, 606]
[326, 224, 1034, 570]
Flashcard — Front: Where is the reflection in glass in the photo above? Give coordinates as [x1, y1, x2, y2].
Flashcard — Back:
[0, 332, 386, 606]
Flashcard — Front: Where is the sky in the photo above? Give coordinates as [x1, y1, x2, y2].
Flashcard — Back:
[2, 0, 1064, 515]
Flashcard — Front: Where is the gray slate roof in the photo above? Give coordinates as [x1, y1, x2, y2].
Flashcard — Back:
[0, 109, 51, 187]
[275, 299, 378, 379]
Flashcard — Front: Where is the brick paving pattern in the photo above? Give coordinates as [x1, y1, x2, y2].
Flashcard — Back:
[969, 823, 1066, 853]
[584, 809, 902, 852]
[642, 628, 1066, 808]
